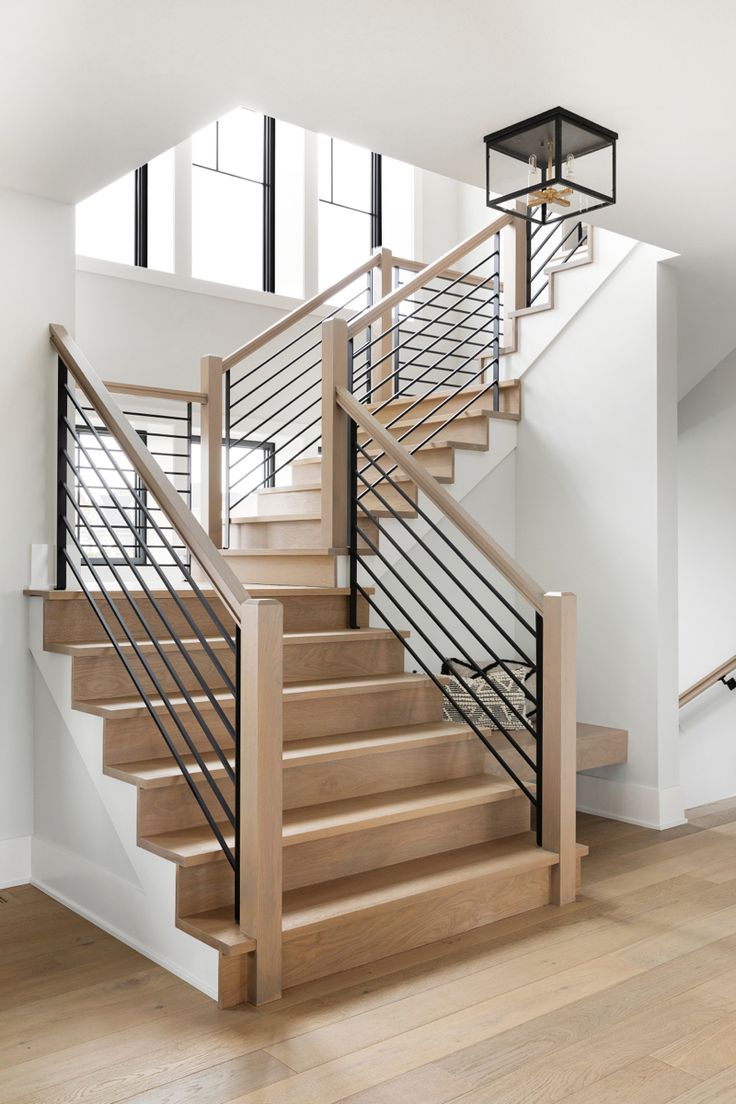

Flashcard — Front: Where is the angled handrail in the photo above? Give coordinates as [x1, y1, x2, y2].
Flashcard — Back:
[680, 655, 736, 707]
[335, 385, 545, 613]
[221, 252, 381, 372]
[347, 213, 512, 338]
[50, 324, 249, 621]
[103, 380, 208, 404]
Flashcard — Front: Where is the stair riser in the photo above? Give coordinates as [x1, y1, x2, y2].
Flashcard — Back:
[43, 594, 233, 648]
[136, 740, 489, 835]
[359, 415, 489, 452]
[295, 449, 456, 483]
[72, 635, 406, 701]
[284, 681, 443, 740]
[227, 553, 337, 587]
[175, 796, 531, 910]
[231, 518, 378, 551]
[255, 487, 321, 515]
[370, 389, 497, 427]
[281, 861, 580, 988]
[101, 680, 440, 765]
[284, 741, 485, 810]
[291, 458, 322, 486]
[44, 592, 362, 644]
[103, 713, 233, 767]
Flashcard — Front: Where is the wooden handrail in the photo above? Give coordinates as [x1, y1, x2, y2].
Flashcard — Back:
[391, 254, 503, 289]
[103, 381, 208, 404]
[221, 252, 381, 373]
[680, 655, 736, 707]
[347, 214, 512, 338]
[335, 385, 545, 613]
[50, 324, 249, 621]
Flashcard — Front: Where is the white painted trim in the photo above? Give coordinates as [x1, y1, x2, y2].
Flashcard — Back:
[0, 835, 31, 889]
[577, 774, 686, 830]
[76, 254, 315, 314]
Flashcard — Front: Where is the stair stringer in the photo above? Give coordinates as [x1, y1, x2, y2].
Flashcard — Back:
[26, 596, 220, 999]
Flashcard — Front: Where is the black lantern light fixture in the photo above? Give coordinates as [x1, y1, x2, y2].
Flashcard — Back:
[484, 107, 617, 225]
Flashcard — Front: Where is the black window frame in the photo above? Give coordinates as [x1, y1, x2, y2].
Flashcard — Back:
[135, 118, 383, 291]
[76, 425, 148, 567]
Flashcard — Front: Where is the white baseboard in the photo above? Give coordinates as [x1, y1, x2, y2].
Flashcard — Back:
[577, 774, 686, 830]
[0, 835, 31, 888]
[31, 837, 218, 1000]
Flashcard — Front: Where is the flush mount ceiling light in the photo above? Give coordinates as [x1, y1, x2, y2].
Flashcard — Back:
[484, 107, 617, 225]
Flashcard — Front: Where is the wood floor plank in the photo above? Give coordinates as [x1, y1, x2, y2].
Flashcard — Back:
[8, 805, 736, 1104]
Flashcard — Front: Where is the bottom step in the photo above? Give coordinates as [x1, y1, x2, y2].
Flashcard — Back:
[181, 832, 588, 999]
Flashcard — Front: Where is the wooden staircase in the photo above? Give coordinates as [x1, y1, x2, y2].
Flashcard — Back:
[38, 215, 626, 1009]
[34, 372, 626, 1007]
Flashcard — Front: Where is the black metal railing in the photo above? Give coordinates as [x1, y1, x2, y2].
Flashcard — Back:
[344, 380, 543, 837]
[388, 248, 501, 403]
[75, 399, 193, 575]
[225, 274, 374, 540]
[527, 217, 588, 307]
[56, 360, 239, 882]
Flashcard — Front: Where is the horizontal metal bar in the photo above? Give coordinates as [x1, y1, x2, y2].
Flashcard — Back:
[355, 513, 537, 741]
[354, 577, 537, 804]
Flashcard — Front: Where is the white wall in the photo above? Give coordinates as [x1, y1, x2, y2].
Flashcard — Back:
[678, 346, 736, 809]
[515, 243, 683, 829]
[0, 187, 75, 887]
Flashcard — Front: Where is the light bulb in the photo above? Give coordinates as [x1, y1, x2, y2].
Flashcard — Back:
[527, 154, 540, 192]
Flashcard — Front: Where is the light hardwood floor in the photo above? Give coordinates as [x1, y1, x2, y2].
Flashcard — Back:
[5, 799, 736, 1103]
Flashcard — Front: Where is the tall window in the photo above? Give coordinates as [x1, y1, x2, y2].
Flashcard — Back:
[318, 136, 380, 290]
[191, 108, 273, 290]
[76, 116, 415, 294]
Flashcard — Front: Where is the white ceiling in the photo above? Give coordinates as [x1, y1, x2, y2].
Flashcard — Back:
[4, 0, 734, 396]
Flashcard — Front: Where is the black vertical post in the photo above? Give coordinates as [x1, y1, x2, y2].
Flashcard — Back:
[185, 401, 193, 568]
[491, 231, 501, 412]
[535, 610, 544, 847]
[392, 265, 401, 397]
[56, 359, 68, 591]
[224, 372, 231, 549]
[263, 117, 276, 293]
[370, 152, 382, 250]
[233, 622, 241, 925]
[134, 165, 148, 268]
[347, 339, 359, 630]
[525, 218, 532, 308]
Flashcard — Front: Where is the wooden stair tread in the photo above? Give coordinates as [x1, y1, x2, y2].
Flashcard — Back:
[106, 721, 470, 788]
[281, 774, 520, 845]
[76, 672, 433, 718]
[360, 409, 492, 435]
[140, 774, 521, 866]
[223, 547, 336, 558]
[25, 584, 359, 600]
[282, 833, 566, 933]
[229, 513, 320, 524]
[49, 627, 403, 658]
[284, 722, 472, 764]
[177, 831, 567, 954]
[365, 381, 518, 416]
[177, 908, 255, 956]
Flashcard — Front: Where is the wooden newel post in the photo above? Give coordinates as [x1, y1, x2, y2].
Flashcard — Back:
[200, 355, 223, 547]
[239, 597, 283, 1005]
[321, 318, 350, 550]
[541, 591, 577, 906]
[371, 246, 394, 403]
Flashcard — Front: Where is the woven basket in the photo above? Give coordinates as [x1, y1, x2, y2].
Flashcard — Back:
[439, 659, 531, 730]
